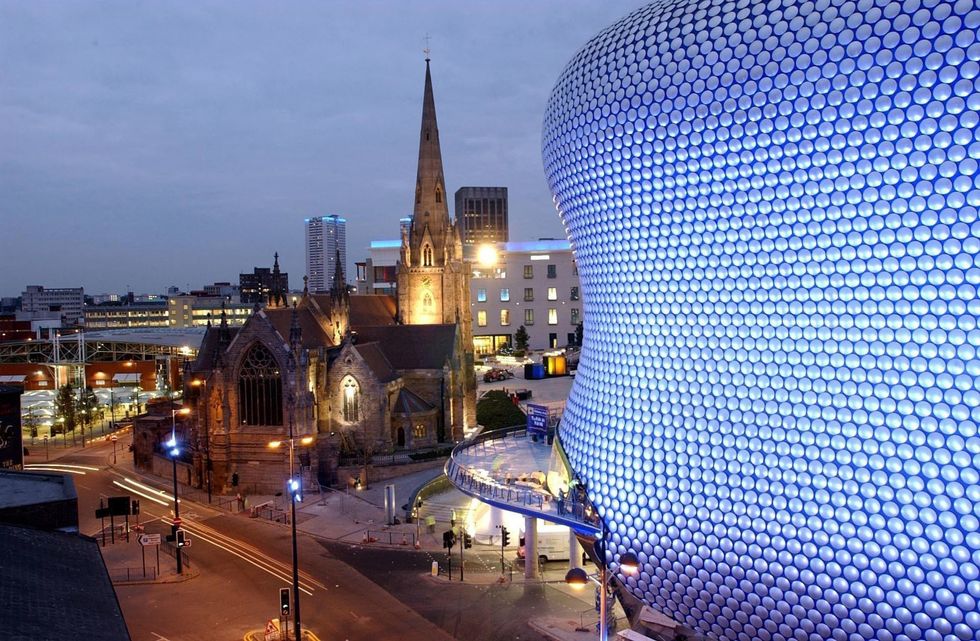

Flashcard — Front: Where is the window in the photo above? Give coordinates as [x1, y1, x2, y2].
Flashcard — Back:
[342, 377, 359, 423]
[524, 288, 534, 301]
[570, 286, 579, 301]
[547, 287, 558, 301]
[477, 288, 487, 303]
[423, 244, 433, 267]
[548, 309, 558, 325]
[524, 309, 534, 325]
[547, 264, 557, 279]
[414, 423, 426, 438]
[423, 292, 433, 309]
[499, 288, 510, 302]
[238, 343, 283, 426]
[435, 188, 442, 203]
[477, 310, 487, 327]
[500, 310, 510, 326]
[523, 265, 533, 279]
[571, 308, 580, 325]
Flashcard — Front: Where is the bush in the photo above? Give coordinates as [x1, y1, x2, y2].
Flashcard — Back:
[477, 390, 526, 432]
[408, 446, 454, 461]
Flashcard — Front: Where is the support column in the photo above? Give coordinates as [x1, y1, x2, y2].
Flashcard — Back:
[568, 527, 581, 572]
[488, 506, 504, 535]
[524, 515, 538, 580]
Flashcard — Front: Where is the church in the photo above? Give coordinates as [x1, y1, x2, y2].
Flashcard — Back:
[181, 58, 476, 495]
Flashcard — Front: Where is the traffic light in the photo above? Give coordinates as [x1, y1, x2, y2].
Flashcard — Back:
[443, 530, 456, 549]
[131, 499, 140, 515]
[463, 531, 472, 549]
[501, 526, 510, 547]
[175, 529, 186, 548]
[280, 587, 290, 617]
[289, 478, 302, 502]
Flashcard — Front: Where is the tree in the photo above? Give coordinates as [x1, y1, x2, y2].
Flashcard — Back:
[55, 383, 77, 441]
[514, 325, 530, 354]
[574, 322, 583, 347]
[78, 386, 99, 445]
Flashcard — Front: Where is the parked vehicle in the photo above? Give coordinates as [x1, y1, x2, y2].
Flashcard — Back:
[483, 368, 514, 383]
[517, 525, 572, 563]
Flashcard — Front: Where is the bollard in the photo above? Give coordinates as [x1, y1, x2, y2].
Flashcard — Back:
[431, 561, 439, 576]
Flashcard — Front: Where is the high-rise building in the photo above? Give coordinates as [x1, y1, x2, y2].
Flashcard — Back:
[305, 215, 347, 293]
[455, 187, 508, 246]
[239, 254, 289, 306]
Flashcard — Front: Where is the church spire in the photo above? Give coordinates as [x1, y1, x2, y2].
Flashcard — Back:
[410, 56, 451, 266]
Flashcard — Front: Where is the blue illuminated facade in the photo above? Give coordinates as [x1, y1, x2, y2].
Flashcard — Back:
[542, 1, 980, 640]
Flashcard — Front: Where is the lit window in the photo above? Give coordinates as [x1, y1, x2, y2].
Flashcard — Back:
[548, 287, 558, 301]
[414, 423, 426, 438]
[523, 265, 533, 279]
[342, 377, 359, 423]
[547, 264, 557, 279]
[500, 288, 510, 302]
[478, 310, 487, 327]
[477, 288, 487, 302]
[423, 244, 433, 267]
[548, 309, 558, 325]
[525, 309, 534, 325]
[500, 310, 510, 326]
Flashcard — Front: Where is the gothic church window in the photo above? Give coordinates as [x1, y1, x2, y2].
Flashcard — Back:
[435, 188, 442, 203]
[238, 343, 283, 426]
[423, 244, 433, 267]
[342, 377, 359, 423]
[423, 293, 433, 309]
[414, 424, 426, 438]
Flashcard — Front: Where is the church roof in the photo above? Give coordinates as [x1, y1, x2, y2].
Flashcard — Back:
[348, 295, 397, 328]
[355, 324, 457, 370]
[191, 324, 240, 373]
[353, 342, 397, 383]
[263, 306, 333, 349]
[393, 387, 436, 415]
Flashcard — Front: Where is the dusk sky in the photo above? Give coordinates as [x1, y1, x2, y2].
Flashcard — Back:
[1, 1, 641, 297]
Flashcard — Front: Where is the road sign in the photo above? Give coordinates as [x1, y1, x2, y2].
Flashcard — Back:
[138, 533, 161, 546]
[527, 403, 548, 437]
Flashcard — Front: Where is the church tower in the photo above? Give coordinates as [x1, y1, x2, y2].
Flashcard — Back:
[397, 55, 476, 431]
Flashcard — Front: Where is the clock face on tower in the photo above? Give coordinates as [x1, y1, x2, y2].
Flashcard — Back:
[421, 277, 431, 290]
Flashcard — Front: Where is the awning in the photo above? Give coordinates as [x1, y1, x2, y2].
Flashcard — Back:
[112, 373, 141, 384]
[0, 375, 26, 383]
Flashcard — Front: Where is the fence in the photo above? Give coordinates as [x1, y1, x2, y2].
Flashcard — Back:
[108, 566, 157, 583]
[160, 540, 191, 568]
[362, 530, 418, 546]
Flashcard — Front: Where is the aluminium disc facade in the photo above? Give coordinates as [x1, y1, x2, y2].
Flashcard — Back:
[542, 1, 980, 641]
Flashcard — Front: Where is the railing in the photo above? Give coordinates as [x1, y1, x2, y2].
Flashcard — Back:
[108, 566, 157, 583]
[445, 425, 601, 535]
[362, 530, 418, 546]
[160, 540, 191, 568]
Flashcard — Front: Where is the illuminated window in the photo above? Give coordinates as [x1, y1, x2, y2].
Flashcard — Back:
[500, 288, 510, 302]
[525, 309, 534, 325]
[238, 343, 282, 426]
[414, 423, 426, 438]
[423, 244, 433, 267]
[477, 310, 487, 327]
[524, 288, 534, 301]
[547, 264, 557, 279]
[523, 265, 533, 279]
[547, 287, 558, 301]
[500, 310, 510, 326]
[477, 288, 487, 302]
[548, 309, 558, 325]
[570, 287, 579, 301]
[342, 377, 359, 423]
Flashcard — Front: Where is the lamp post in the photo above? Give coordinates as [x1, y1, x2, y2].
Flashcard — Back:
[169, 406, 191, 575]
[190, 378, 212, 503]
[108, 387, 115, 431]
[269, 434, 313, 641]
[565, 524, 639, 641]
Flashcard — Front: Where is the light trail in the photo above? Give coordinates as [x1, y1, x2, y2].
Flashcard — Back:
[112, 479, 171, 507]
[25, 462, 101, 472]
[24, 466, 87, 475]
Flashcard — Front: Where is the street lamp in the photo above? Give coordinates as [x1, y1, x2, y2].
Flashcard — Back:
[169, 406, 191, 575]
[565, 529, 639, 641]
[190, 378, 212, 503]
[268, 434, 313, 641]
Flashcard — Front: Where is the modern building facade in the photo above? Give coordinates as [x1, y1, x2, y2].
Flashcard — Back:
[167, 296, 252, 328]
[84, 302, 169, 329]
[239, 254, 289, 306]
[354, 240, 401, 296]
[542, 2, 980, 641]
[470, 240, 580, 355]
[305, 215, 347, 293]
[20, 286, 84, 326]
[455, 186, 508, 246]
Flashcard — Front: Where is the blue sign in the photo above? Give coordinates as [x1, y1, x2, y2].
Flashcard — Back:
[526, 404, 548, 438]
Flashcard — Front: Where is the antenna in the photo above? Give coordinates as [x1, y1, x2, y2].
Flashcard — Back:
[423, 34, 431, 61]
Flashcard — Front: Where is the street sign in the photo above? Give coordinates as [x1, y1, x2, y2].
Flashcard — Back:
[138, 533, 161, 546]
[527, 403, 548, 437]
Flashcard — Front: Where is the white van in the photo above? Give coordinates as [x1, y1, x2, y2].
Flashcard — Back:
[517, 524, 572, 563]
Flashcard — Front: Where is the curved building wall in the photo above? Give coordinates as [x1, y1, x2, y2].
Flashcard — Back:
[542, 1, 980, 641]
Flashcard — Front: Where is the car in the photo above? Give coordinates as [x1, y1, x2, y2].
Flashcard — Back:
[483, 368, 514, 383]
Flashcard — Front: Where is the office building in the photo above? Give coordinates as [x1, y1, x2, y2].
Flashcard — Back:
[354, 240, 400, 296]
[455, 187, 508, 246]
[239, 254, 289, 306]
[305, 215, 347, 293]
[469, 239, 580, 354]
[20, 286, 84, 326]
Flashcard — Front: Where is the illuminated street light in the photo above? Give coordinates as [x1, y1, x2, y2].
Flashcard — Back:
[169, 406, 191, 575]
[476, 243, 498, 267]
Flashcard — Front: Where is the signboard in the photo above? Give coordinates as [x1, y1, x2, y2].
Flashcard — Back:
[0, 386, 24, 470]
[139, 533, 161, 546]
[526, 403, 548, 438]
[107, 495, 131, 516]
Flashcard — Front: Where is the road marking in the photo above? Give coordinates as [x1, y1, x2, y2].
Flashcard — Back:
[151, 634, 171, 641]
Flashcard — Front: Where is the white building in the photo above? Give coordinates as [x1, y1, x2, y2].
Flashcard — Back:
[354, 239, 401, 296]
[470, 240, 581, 354]
[305, 215, 347, 292]
[20, 285, 85, 326]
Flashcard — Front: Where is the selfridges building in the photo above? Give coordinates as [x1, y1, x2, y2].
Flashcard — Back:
[542, 1, 979, 640]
